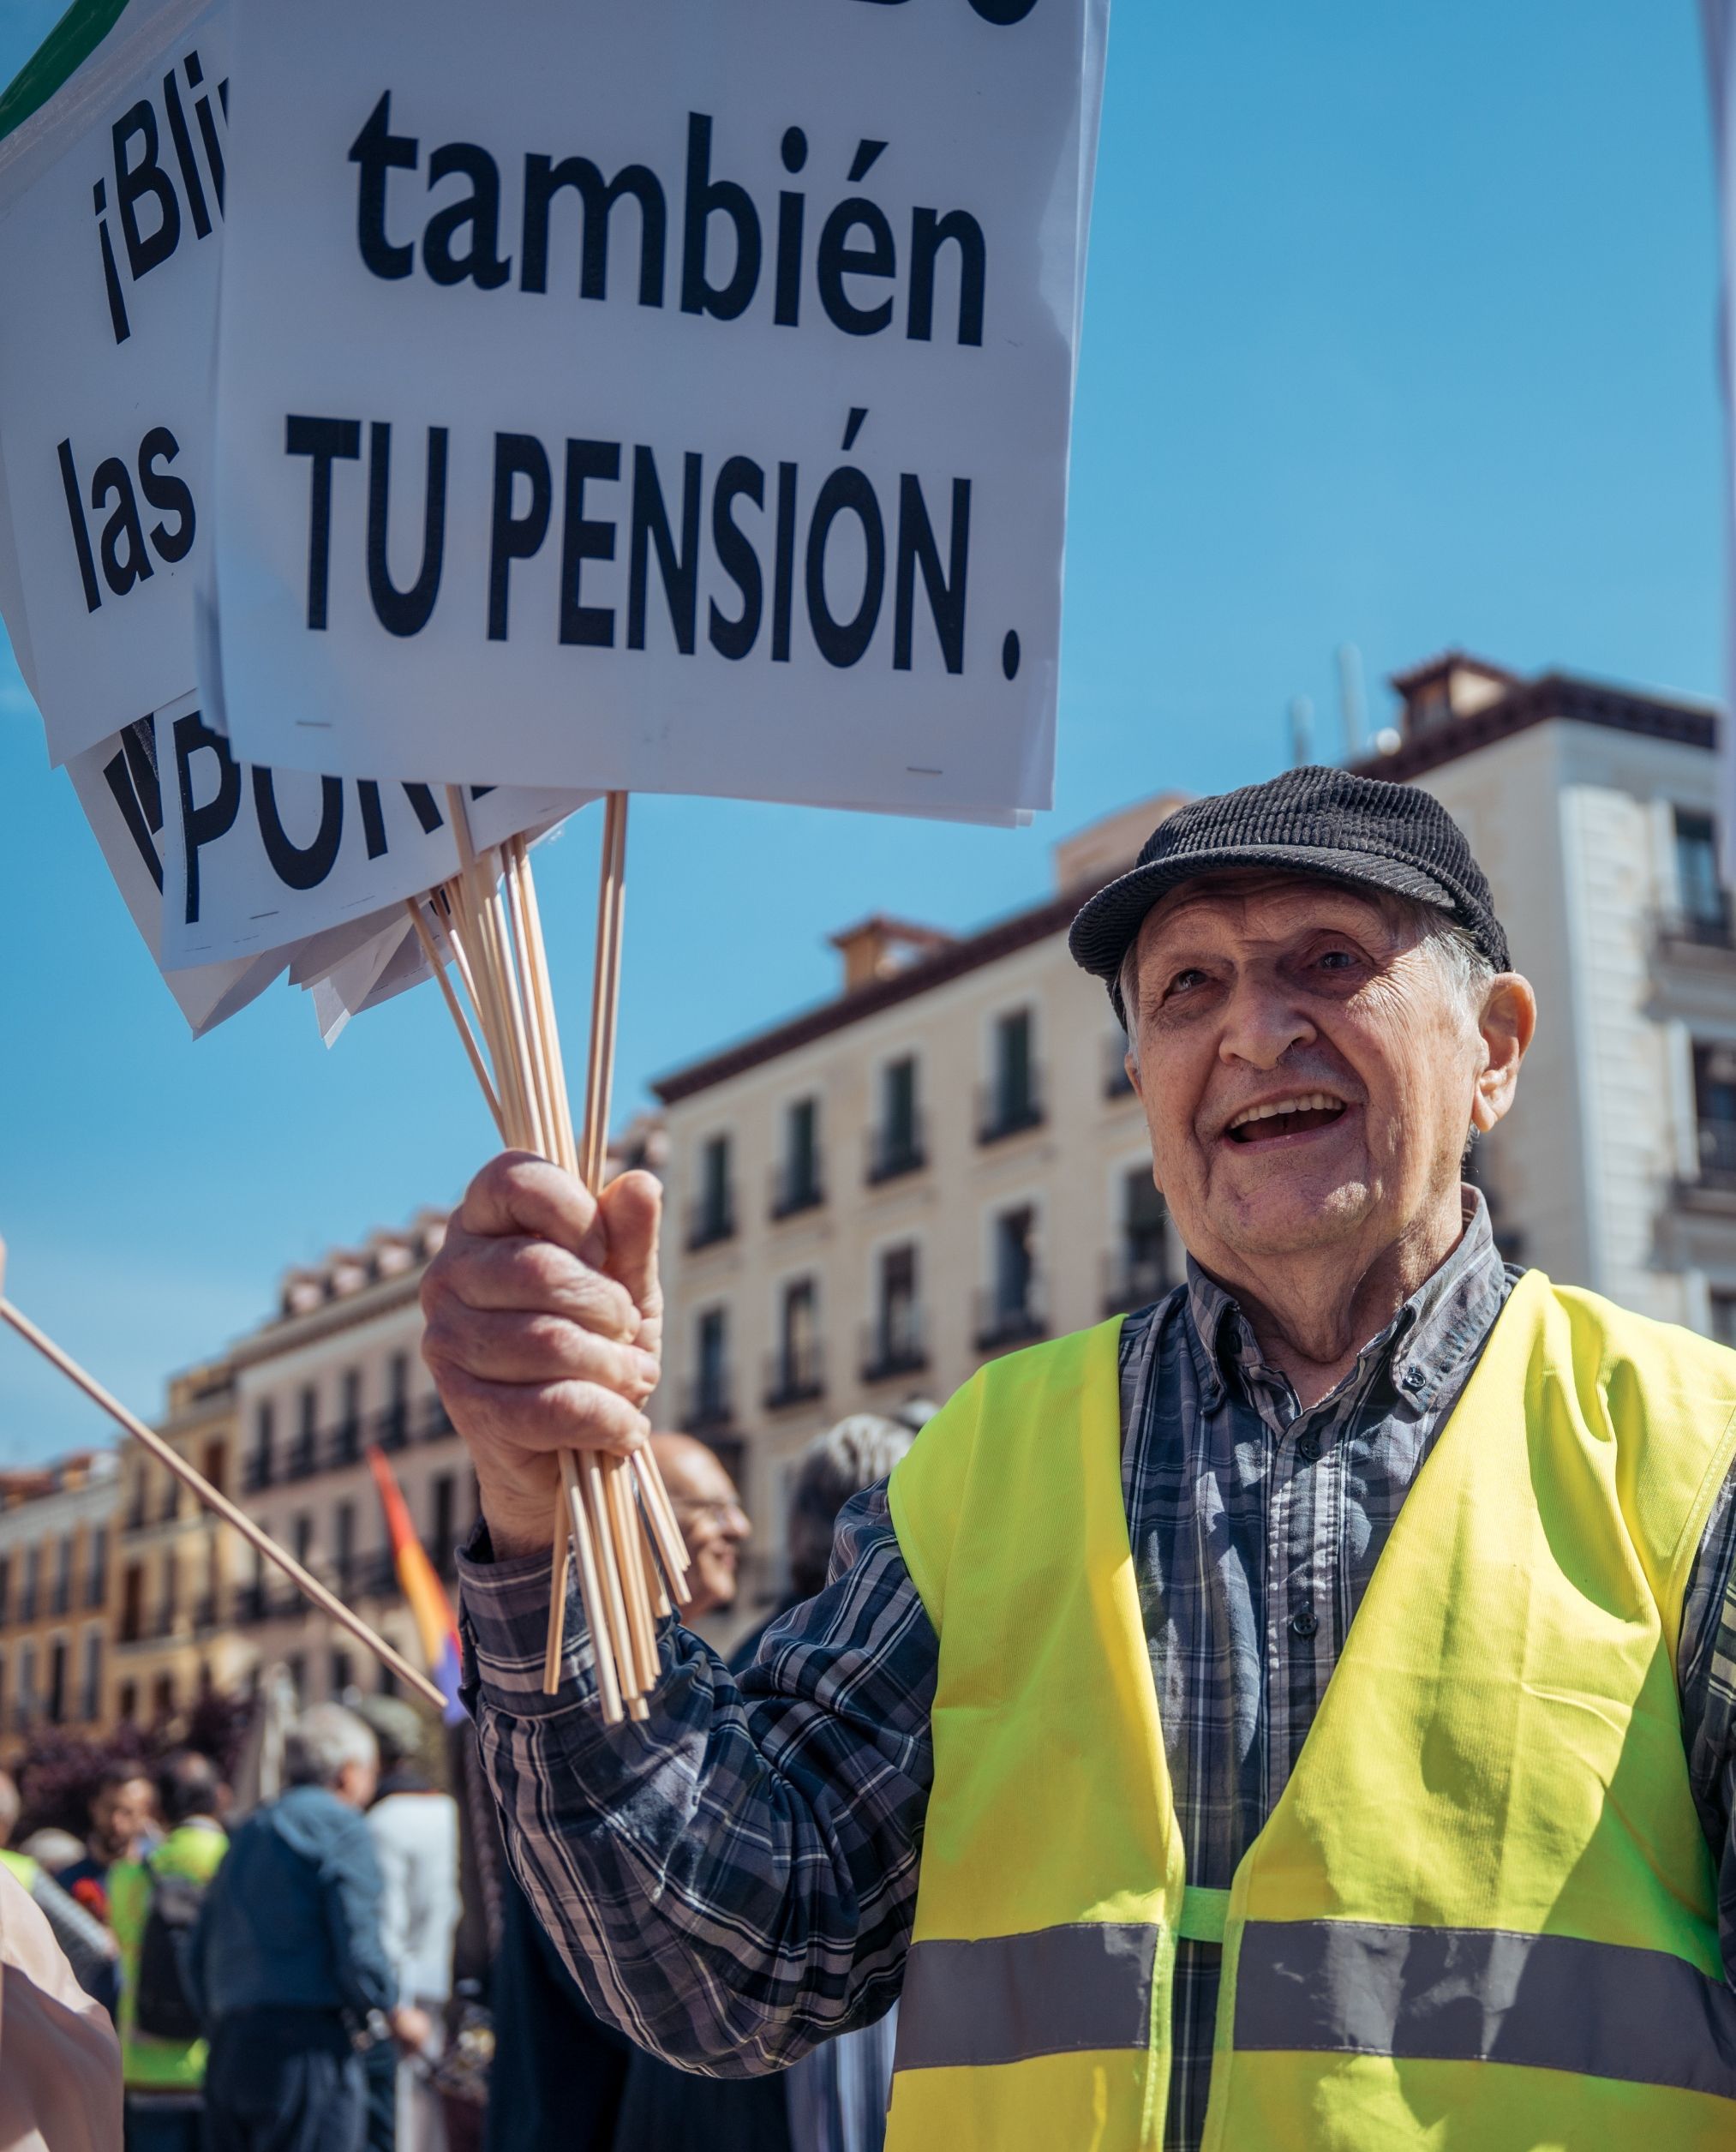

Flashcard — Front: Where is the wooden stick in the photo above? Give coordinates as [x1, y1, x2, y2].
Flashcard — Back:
[0, 1272, 444, 1711]
[559, 1451, 623, 1723]
[404, 900, 504, 1136]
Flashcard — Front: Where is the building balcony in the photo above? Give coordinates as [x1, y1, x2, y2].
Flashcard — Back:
[49, 1584, 69, 1618]
[286, 1436, 320, 1482]
[866, 1118, 927, 1184]
[680, 1376, 736, 1436]
[860, 1318, 928, 1386]
[194, 1595, 218, 1633]
[977, 1076, 1045, 1147]
[686, 1196, 737, 1253]
[1102, 1245, 1172, 1318]
[17, 1592, 36, 1624]
[763, 1345, 826, 1413]
[374, 1404, 411, 1454]
[1658, 907, 1736, 957]
[242, 1453, 274, 1494]
[974, 1284, 1047, 1356]
[151, 1604, 177, 1639]
[327, 1422, 362, 1470]
[769, 1161, 825, 1221]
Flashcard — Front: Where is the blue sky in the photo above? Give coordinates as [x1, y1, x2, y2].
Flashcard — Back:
[0, 0, 1726, 1457]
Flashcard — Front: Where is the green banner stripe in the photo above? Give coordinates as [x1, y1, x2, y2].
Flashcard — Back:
[0, 0, 134, 149]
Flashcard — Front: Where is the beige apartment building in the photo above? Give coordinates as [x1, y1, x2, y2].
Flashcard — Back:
[0, 1451, 117, 1757]
[109, 1357, 252, 1726]
[1377, 651, 1734, 1331]
[110, 1210, 476, 1723]
[224, 1211, 474, 1709]
[650, 650, 1736, 1615]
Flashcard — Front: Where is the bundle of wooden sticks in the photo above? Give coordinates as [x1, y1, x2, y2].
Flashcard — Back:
[405, 790, 691, 1724]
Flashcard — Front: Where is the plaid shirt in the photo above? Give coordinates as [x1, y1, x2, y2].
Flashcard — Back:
[461, 1192, 1736, 2150]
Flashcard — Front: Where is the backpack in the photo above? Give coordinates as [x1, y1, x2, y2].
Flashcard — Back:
[133, 1858, 207, 2041]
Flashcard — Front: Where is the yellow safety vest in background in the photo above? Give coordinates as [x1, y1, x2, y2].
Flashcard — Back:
[885, 1269, 1736, 2149]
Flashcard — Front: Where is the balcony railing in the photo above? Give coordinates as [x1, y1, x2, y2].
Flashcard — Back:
[327, 1420, 362, 1469]
[18, 1591, 37, 1624]
[242, 1452, 274, 1494]
[763, 1344, 826, 1412]
[1697, 1118, 1736, 1186]
[194, 1594, 218, 1633]
[286, 1435, 320, 1481]
[1659, 905, 1736, 954]
[860, 1316, 928, 1386]
[1102, 1243, 1171, 1317]
[866, 1116, 927, 1184]
[686, 1194, 737, 1252]
[50, 1583, 69, 1618]
[974, 1282, 1047, 1355]
[374, 1403, 411, 1453]
[680, 1373, 735, 1435]
[977, 1074, 1045, 1146]
[151, 1604, 177, 1639]
[769, 1160, 825, 1220]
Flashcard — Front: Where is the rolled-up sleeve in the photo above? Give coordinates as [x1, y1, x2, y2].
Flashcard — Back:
[459, 1485, 936, 2074]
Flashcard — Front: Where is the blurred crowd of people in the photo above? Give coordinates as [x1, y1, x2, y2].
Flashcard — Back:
[0, 1406, 925, 2152]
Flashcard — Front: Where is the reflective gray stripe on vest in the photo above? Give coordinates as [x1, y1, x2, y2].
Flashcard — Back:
[895, 1923, 1158, 2071]
[1235, 1920, 1736, 2102]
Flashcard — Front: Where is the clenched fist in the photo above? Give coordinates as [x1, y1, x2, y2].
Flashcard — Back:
[420, 1153, 663, 1556]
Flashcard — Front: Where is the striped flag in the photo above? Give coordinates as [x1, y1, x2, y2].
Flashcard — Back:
[368, 1444, 466, 1723]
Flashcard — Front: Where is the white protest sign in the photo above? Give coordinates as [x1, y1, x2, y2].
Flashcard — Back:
[64, 704, 288, 1034]
[68, 686, 590, 1014]
[207, 0, 1106, 815]
[0, 0, 231, 763]
[154, 698, 587, 965]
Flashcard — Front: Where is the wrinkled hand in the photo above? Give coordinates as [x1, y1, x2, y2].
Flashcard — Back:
[420, 1154, 662, 1556]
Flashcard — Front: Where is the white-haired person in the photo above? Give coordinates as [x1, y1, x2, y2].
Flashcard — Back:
[428, 770, 1736, 2149]
[186, 1703, 422, 2152]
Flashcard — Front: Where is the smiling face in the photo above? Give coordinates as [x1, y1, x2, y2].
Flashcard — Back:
[1123, 871, 1523, 1284]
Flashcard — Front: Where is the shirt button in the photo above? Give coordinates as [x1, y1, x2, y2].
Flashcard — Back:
[1296, 1431, 1321, 1464]
[1290, 1607, 1318, 1639]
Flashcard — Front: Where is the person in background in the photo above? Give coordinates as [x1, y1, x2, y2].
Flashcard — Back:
[0, 1858, 123, 2152]
[612, 1437, 784, 2152]
[354, 1697, 459, 2152]
[189, 1704, 413, 2152]
[774, 1415, 919, 2152]
[650, 1431, 751, 1620]
[110, 1752, 230, 2152]
[0, 1768, 120, 2011]
[57, 1765, 159, 1924]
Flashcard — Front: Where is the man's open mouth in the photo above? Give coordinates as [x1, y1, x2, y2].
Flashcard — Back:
[1224, 1094, 1350, 1144]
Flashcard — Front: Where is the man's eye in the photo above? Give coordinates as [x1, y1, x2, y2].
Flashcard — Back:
[1317, 949, 1357, 971]
[1166, 968, 1206, 996]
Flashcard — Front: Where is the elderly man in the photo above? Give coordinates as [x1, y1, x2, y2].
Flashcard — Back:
[189, 1704, 412, 2152]
[427, 770, 1736, 2150]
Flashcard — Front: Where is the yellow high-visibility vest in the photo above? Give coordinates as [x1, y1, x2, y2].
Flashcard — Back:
[885, 1270, 1736, 2149]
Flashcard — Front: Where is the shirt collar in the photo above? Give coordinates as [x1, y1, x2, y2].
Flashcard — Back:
[1182, 1186, 1507, 1415]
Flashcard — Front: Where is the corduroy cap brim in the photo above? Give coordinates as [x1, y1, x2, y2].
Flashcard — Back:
[1069, 766, 1511, 1020]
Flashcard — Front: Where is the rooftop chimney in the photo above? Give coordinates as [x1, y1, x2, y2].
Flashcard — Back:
[1388, 652, 1519, 740]
[829, 915, 955, 994]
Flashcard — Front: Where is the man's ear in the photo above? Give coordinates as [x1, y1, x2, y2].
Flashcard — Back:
[1470, 973, 1536, 1134]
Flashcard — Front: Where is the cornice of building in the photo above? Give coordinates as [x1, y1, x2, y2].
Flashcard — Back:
[227, 1262, 429, 1372]
[1352, 669, 1717, 785]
